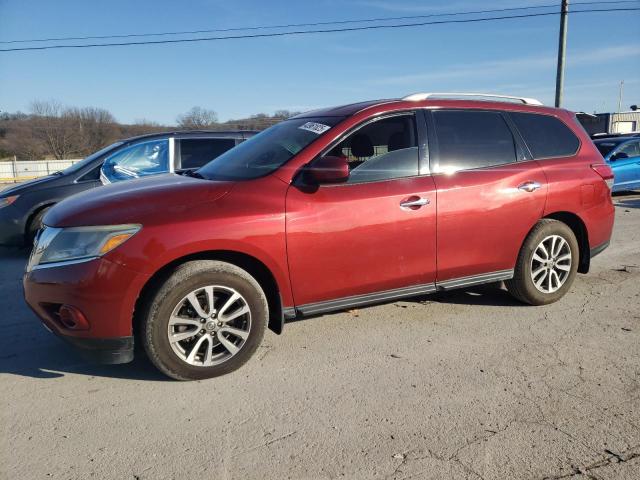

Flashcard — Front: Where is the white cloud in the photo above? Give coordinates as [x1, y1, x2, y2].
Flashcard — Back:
[371, 44, 640, 86]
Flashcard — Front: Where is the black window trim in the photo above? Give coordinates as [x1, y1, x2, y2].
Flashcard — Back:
[424, 108, 531, 174]
[505, 110, 582, 161]
[303, 110, 429, 187]
[74, 164, 103, 184]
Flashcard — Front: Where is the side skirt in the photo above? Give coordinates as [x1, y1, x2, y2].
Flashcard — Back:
[288, 269, 514, 319]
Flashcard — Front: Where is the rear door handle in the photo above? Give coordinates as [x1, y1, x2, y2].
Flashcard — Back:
[400, 197, 430, 209]
[517, 181, 542, 192]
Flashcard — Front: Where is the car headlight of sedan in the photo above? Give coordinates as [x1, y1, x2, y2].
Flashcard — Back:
[27, 224, 141, 271]
[0, 195, 19, 209]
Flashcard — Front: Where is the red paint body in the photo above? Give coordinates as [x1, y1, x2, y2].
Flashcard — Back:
[23, 98, 615, 344]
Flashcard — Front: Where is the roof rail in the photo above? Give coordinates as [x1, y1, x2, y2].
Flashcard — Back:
[402, 92, 543, 106]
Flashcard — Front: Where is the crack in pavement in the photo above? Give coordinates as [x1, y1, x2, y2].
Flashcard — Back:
[540, 445, 640, 479]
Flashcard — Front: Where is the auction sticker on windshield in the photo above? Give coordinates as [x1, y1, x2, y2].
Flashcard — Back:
[298, 122, 331, 134]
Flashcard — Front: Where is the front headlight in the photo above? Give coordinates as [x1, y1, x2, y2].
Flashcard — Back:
[0, 195, 19, 209]
[27, 224, 141, 271]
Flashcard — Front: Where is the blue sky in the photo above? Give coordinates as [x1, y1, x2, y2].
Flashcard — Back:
[0, 0, 639, 124]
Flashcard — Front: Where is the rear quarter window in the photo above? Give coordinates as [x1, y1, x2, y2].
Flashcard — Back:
[510, 112, 579, 159]
[179, 138, 237, 169]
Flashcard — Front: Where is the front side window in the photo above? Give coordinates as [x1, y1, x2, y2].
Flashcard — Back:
[101, 139, 169, 183]
[433, 110, 517, 172]
[510, 112, 579, 159]
[62, 141, 124, 176]
[617, 140, 640, 158]
[179, 138, 237, 169]
[595, 141, 620, 157]
[197, 116, 344, 181]
[323, 114, 419, 184]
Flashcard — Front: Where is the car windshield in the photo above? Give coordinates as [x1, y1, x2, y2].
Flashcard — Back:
[61, 141, 124, 175]
[594, 141, 622, 157]
[197, 117, 344, 180]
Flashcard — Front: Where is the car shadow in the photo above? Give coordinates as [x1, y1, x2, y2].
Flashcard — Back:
[0, 338, 170, 382]
[614, 198, 640, 209]
[613, 190, 640, 208]
[0, 247, 171, 382]
[2, 245, 522, 381]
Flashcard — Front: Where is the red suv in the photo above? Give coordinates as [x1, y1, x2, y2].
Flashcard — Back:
[24, 93, 615, 380]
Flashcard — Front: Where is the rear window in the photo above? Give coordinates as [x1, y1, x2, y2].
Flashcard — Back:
[510, 112, 579, 159]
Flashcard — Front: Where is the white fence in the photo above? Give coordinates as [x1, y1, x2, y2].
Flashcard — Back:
[0, 158, 83, 183]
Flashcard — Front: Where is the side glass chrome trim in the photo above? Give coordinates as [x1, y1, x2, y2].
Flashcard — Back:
[169, 137, 176, 173]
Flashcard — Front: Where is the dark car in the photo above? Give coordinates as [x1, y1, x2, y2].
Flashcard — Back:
[0, 130, 255, 246]
[23, 93, 615, 380]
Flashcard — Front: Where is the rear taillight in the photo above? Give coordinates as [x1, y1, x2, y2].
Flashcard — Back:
[591, 163, 615, 190]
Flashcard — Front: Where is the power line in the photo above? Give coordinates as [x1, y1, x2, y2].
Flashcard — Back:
[0, 7, 638, 53]
[1, 0, 637, 45]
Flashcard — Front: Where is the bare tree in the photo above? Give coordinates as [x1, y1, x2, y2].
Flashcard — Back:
[176, 106, 219, 129]
[30, 100, 79, 159]
[68, 106, 118, 153]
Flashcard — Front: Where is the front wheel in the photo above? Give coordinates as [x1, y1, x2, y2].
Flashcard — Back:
[26, 206, 50, 246]
[506, 219, 579, 305]
[141, 260, 268, 380]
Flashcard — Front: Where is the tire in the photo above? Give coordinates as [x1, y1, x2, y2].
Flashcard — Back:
[506, 219, 579, 306]
[26, 206, 50, 247]
[141, 260, 268, 381]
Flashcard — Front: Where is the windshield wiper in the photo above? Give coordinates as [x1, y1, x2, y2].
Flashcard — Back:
[180, 169, 205, 179]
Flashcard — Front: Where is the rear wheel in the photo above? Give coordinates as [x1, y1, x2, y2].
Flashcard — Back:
[142, 260, 268, 380]
[506, 219, 579, 305]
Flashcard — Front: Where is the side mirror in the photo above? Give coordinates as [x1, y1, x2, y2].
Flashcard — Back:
[611, 151, 629, 161]
[308, 155, 349, 184]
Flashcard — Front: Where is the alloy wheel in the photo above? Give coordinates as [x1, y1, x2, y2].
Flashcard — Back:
[167, 285, 251, 366]
[530, 234, 572, 294]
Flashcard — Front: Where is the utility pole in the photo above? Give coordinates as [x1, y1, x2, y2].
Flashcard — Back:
[617, 80, 624, 113]
[555, 0, 569, 107]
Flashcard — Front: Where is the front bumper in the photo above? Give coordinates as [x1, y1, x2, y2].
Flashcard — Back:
[23, 256, 150, 364]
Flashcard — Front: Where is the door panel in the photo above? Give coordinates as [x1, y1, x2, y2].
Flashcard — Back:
[611, 156, 640, 190]
[286, 176, 437, 306]
[434, 160, 547, 281]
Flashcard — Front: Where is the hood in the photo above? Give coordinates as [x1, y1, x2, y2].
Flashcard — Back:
[1, 174, 60, 196]
[44, 173, 234, 227]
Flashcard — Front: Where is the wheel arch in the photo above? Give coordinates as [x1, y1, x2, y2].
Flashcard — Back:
[24, 202, 56, 243]
[133, 250, 285, 342]
[543, 211, 590, 274]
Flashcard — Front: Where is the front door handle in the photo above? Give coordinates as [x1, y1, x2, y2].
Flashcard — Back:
[517, 181, 542, 192]
[400, 197, 430, 209]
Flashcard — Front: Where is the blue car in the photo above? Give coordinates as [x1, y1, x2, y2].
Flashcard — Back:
[593, 136, 640, 192]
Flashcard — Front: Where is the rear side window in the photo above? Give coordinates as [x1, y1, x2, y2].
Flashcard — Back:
[432, 110, 517, 172]
[510, 112, 579, 159]
[179, 138, 237, 169]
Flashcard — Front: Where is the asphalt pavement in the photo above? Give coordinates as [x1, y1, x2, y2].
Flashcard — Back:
[1, 194, 639, 480]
